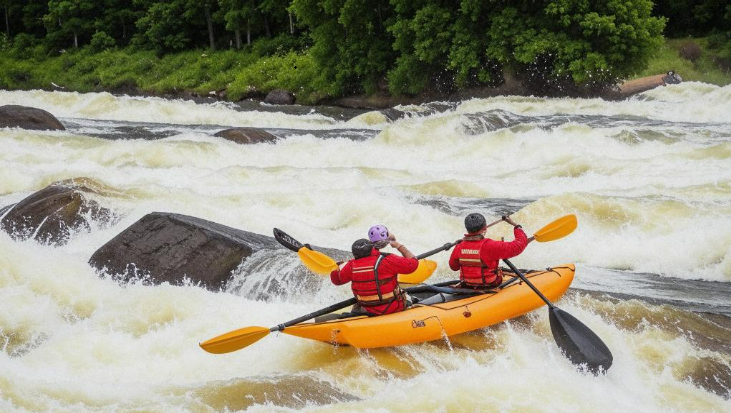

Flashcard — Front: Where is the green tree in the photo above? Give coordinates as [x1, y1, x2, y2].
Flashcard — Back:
[1, 0, 16, 36]
[21, 0, 49, 39]
[485, 0, 665, 90]
[218, 0, 254, 48]
[134, 0, 221, 52]
[43, 0, 100, 48]
[292, 0, 395, 95]
[258, 0, 291, 38]
[388, 0, 501, 95]
[94, 0, 144, 45]
[133, 0, 189, 52]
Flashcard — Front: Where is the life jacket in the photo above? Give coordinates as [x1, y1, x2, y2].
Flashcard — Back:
[456, 235, 503, 287]
[350, 253, 404, 311]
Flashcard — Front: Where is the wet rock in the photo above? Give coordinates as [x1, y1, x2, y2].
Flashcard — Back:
[0, 105, 65, 130]
[1, 179, 116, 245]
[265, 89, 295, 105]
[190, 375, 358, 411]
[380, 108, 407, 122]
[682, 356, 731, 399]
[214, 127, 278, 144]
[89, 212, 286, 290]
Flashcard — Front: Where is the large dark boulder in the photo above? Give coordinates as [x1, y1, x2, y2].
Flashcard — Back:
[264, 89, 295, 105]
[88, 213, 280, 291]
[214, 127, 278, 144]
[0, 105, 65, 130]
[1, 179, 116, 245]
[88, 212, 354, 295]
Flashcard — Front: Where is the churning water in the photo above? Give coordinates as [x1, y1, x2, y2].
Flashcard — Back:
[1, 85, 730, 412]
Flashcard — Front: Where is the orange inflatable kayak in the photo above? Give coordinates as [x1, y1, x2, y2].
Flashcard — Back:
[283, 264, 575, 348]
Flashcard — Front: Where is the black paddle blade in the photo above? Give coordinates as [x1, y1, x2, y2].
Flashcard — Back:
[273, 228, 305, 252]
[549, 307, 613, 374]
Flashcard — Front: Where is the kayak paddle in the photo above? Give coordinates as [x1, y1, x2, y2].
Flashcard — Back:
[273, 228, 438, 283]
[200, 283, 480, 354]
[503, 259, 613, 373]
[200, 296, 358, 354]
[415, 213, 579, 260]
[533, 214, 577, 242]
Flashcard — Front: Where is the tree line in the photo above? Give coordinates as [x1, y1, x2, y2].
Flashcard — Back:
[1, 0, 730, 98]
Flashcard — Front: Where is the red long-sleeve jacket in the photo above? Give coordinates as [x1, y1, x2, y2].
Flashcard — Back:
[449, 227, 528, 281]
[331, 248, 419, 315]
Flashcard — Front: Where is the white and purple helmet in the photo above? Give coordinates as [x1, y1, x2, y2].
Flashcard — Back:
[368, 224, 389, 242]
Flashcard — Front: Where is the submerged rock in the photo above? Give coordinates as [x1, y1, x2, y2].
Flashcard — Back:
[380, 108, 407, 122]
[214, 127, 278, 144]
[0, 105, 65, 130]
[1, 179, 116, 245]
[189, 375, 358, 411]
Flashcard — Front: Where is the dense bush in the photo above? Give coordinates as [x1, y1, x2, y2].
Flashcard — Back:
[679, 41, 702, 61]
[90, 31, 117, 52]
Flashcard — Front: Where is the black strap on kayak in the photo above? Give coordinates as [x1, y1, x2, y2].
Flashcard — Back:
[373, 253, 386, 301]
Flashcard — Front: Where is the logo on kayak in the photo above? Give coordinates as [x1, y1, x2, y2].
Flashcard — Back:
[412, 320, 426, 328]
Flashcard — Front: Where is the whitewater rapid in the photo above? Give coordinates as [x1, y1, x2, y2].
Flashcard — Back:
[1, 85, 730, 412]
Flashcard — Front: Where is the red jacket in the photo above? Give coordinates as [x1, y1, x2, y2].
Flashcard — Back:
[331, 248, 419, 315]
[449, 227, 528, 284]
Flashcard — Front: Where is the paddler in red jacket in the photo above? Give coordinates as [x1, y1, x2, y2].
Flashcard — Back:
[449, 213, 534, 288]
[330, 225, 418, 315]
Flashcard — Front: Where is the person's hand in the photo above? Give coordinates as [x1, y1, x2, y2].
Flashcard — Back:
[502, 215, 519, 227]
[388, 233, 400, 247]
[527, 236, 535, 244]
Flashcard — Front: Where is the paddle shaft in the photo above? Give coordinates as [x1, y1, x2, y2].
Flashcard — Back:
[272, 297, 357, 332]
[416, 241, 459, 259]
[272, 279, 490, 333]
[503, 258, 555, 309]
[276, 216, 509, 261]
[415, 217, 509, 259]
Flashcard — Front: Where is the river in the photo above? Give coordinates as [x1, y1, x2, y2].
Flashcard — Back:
[1, 85, 730, 412]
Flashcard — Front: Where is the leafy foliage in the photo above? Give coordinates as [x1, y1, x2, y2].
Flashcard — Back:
[485, 0, 665, 88]
[2, 0, 717, 102]
[291, 0, 395, 96]
[89, 31, 116, 52]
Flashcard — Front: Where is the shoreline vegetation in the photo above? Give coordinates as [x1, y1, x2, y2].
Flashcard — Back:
[1, 1, 730, 107]
[2, 37, 729, 109]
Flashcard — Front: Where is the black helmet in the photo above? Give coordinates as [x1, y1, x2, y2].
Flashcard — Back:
[465, 213, 487, 234]
[351, 238, 373, 259]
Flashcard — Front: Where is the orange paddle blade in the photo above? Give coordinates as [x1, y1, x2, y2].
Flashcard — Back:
[534, 214, 577, 242]
[298, 248, 339, 275]
[398, 259, 437, 284]
[199, 326, 270, 354]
